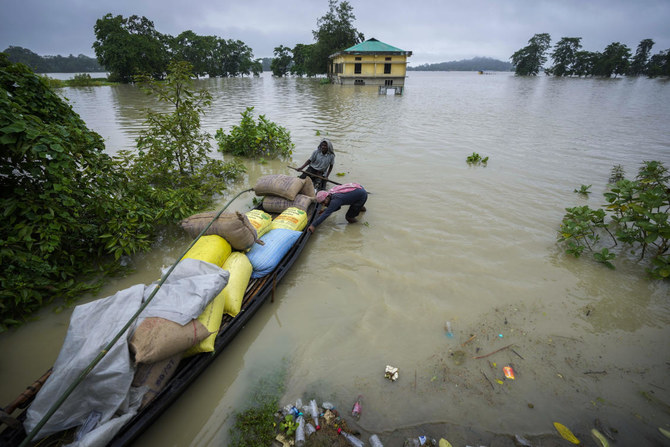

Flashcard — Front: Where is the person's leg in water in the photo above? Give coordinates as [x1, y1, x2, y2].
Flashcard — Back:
[345, 189, 368, 223]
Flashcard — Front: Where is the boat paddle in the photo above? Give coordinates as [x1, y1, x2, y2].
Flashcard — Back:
[287, 166, 373, 193]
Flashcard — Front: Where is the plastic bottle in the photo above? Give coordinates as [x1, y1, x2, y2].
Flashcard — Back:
[309, 399, 320, 429]
[370, 433, 384, 447]
[295, 415, 305, 446]
[305, 422, 316, 436]
[338, 428, 365, 447]
[445, 321, 454, 338]
[351, 394, 362, 419]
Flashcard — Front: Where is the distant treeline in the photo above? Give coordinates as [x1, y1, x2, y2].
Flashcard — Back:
[2, 46, 104, 73]
[408, 57, 513, 72]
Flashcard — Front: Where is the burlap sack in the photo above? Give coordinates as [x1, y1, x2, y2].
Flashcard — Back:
[180, 211, 260, 251]
[130, 317, 211, 364]
[254, 175, 305, 200]
[132, 354, 181, 409]
[300, 176, 316, 198]
[262, 194, 314, 214]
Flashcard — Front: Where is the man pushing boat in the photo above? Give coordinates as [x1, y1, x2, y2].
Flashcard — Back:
[308, 183, 368, 233]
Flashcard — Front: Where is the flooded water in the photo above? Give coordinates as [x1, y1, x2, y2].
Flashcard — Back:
[2, 71, 670, 446]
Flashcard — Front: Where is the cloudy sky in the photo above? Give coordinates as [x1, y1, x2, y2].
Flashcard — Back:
[1, 0, 669, 66]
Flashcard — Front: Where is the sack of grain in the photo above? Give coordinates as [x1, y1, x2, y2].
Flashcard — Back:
[132, 354, 181, 409]
[270, 207, 308, 232]
[221, 252, 253, 317]
[130, 317, 211, 364]
[300, 176, 315, 198]
[254, 175, 305, 200]
[181, 234, 232, 267]
[262, 194, 314, 214]
[245, 209, 273, 238]
[180, 211, 259, 251]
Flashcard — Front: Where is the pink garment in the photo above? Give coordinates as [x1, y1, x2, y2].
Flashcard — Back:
[327, 183, 363, 195]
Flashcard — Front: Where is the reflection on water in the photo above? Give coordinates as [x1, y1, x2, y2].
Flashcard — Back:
[2, 72, 669, 445]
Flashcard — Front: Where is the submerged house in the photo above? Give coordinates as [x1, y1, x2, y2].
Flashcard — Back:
[329, 38, 412, 91]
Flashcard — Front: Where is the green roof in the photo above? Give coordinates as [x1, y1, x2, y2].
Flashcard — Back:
[332, 38, 412, 57]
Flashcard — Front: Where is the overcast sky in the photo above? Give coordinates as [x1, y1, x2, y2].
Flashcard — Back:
[1, 0, 669, 66]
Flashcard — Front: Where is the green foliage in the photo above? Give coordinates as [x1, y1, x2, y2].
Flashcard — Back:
[0, 55, 244, 330]
[466, 152, 488, 166]
[279, 414, 298, 436]
[229, 364, 288, 447]
[511, 33, 551, 76]
[216, 107, 294, 158]
[593, 42, 631, 78]
[93, 14, 169, 82]
[0, 54, 127, 329]
[628, 39, 655, 76]
[229, 401, 279, 447]
[271, 45, 292, 77]
[308, 0, 364, 75]
[609, 164, 625, 184]
[547, 37, 582, 76]
[3, 45, 104, 73]
[574, 184, 592, 196]
[558, 161, 670, 279]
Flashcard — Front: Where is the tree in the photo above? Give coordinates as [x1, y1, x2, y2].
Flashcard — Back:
[308, 0, 364, 75]
[1, 54, 128, 327]
[572, 50, 599, 77]
[290, 44, 314, 76]
[628, 39, 655, 76]
[647, 49, 670, 77]
[593, 42, 631, 77]
[511, 33, 552, 76]
[547, 37, 582, 76]
[270, 45, 292, 77]
[93, 13, 169, 82]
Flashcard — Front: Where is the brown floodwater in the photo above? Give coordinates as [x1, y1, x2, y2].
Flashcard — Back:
[1, 71, 669, 446]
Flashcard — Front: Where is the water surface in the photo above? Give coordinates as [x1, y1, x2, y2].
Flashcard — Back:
[2, 71, 669, 446]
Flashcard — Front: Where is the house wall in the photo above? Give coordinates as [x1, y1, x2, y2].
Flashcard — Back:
[331, 54, 408, 78]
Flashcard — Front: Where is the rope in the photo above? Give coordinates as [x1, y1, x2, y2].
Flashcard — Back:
[20, 188, 254, 446]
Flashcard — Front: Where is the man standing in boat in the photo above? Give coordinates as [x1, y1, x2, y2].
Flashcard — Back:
[296, 139, 335, 190]
[308, 183, 368, 233]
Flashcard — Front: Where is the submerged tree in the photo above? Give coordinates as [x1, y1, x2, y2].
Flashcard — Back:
[511, 33, 552, 76]
[593, 42, 631, 77]
[93, 13, 169, 82]
[647, 49, 670, 78]
[547, 37, 582, 76]
[628, 38, 655, 76]
[308, 0, 365, 75]
[271, 45, 292, 77]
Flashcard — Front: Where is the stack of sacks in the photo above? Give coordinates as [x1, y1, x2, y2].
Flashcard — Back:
[247, 207, 309, 278]
[129, 236, 233, 408]
[254, 174, 314, 213]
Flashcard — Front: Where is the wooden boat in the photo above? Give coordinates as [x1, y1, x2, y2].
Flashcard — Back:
[0, 199, 318, 447]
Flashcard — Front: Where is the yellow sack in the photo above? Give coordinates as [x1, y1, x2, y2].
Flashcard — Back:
[181, 235, 232, 356]
[184, 292, 227, 356]
[182, 235, 231, 267]
[270, 207, 308, 232]
[221, 252, 253, 317]
[245, 209, 273, 238]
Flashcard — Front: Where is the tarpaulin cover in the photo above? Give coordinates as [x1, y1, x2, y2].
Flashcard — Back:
[24, 258, 229, 445]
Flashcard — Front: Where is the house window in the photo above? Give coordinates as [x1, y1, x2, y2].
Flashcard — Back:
[355, 57, 362, 61]
[384, 63, 391, 74]
[355, 79, 365, 85]
[385, 79, 393, 86]
[354, 63, 361, 74]
[385, 57, 392, 61]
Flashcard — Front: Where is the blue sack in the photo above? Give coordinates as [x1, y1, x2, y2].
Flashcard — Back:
[247, 228, 301, 278]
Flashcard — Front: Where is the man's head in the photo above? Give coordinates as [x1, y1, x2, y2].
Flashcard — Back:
[316, 190, 330, 204]
[319, 141, 329, 154]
